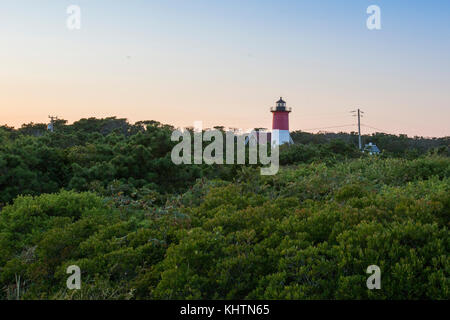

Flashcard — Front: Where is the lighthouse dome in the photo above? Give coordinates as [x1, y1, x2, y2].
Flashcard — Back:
[276, 97, 286, 109]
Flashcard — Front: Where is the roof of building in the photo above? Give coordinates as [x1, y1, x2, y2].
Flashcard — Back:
[276, 97, 286, 104]
[364, 143, 381, 153]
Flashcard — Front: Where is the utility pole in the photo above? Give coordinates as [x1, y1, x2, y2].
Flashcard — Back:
[351, 109, 364, 150]
[48, 115, 58, 133]
[357, 109, 362, 150]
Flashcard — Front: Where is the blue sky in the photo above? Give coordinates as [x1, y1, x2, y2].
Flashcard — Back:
[1, 0, 449, 136]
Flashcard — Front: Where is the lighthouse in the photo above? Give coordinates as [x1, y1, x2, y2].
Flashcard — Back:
[271, 97, 293, 145]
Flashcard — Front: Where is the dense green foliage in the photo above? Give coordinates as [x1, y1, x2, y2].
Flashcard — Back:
[290, 130, 449, 158]
[0, 118, 448, 299]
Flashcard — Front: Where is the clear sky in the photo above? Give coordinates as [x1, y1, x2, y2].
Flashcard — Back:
[1, 0, 449, 137]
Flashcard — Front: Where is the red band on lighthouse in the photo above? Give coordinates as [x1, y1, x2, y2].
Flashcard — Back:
[272, 111, 289, 130]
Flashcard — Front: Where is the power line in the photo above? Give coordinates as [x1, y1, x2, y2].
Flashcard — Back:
[361, 123, 389, 133]
[299, 111, 353, 118]
[297, 109, 394, 139]
[296, 107, 398, 142]
[300, 124, 356, 131]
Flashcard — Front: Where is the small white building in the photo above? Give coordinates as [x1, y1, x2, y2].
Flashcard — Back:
[364, 142, 381, 155]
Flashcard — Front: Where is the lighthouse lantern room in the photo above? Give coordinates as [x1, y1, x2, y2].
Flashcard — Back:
[271, 97, 293, 145]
